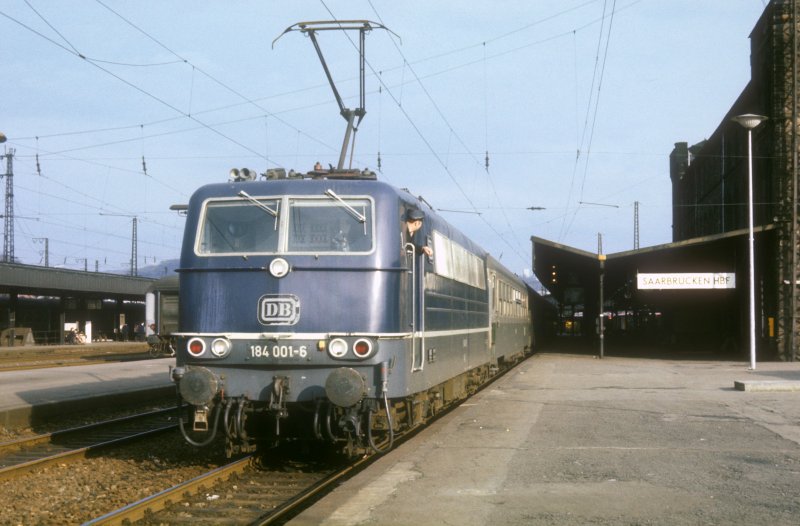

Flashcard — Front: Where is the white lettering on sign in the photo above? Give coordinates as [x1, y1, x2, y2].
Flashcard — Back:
[637, 273, 736, 290]
[249, 344, 308, 359]
[257, 294, 300, 325]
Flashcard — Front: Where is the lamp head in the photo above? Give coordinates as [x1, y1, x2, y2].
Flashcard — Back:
[732, 114, 768, 130]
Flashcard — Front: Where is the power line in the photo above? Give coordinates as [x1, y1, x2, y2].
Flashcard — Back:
[22, 0, 81, 55]
[94, 0, 340, 162]
[1, 8, 280, 166]
[14, 179, 182, 235]
[359, 0, 529, 267]
[11, 143, 187, 201]
[560, 0, 619, 241]
[7, 0, 641, 166]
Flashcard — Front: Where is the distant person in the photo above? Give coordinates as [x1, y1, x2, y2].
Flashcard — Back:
[121, 323, 129, 342]
[403, 209, 433, 258]
[135, 323, 146, 342]
[146, 323, 159, 346]
[146, 322, 175, 357]
[331, 219, 351, 251]
[314, 161, 323, 171]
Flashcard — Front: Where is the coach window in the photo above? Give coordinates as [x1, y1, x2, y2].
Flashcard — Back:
[198, 199, 280, 255]
[431, 231, 486, 289]
[286, 197, 373, 253]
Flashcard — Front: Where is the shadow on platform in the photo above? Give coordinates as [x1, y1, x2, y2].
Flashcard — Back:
[535, 335, 766, 362]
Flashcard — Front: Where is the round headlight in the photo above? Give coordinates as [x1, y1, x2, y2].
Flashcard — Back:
[210, 338, 231, 357]
[328, 338, 348, 358]
[187, 338, 206, 357]
[269, 258, 290, 278]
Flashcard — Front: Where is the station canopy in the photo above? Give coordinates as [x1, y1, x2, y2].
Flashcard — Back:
[531, 225, 774, 312]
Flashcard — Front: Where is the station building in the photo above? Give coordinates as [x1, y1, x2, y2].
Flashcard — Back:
[0, 262, 153, 346]
[533, 0, 800, 361]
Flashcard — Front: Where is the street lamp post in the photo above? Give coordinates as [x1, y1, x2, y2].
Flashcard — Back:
[732, 113, 768, 370]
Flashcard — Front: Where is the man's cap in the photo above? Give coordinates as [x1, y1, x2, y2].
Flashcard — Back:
[406, 209, 425, 221]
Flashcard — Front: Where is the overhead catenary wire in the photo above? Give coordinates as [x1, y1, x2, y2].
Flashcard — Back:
[2, 6, 310, 168]
[360, 0, 530, 267]
[559, 0, 610, 241]
[12, 160, 183, 234]
[6, 0, 643, 156]
[1, 0, 648, 268]
[10, 141, 187, 199]
[559, 0, 618, 242]
[94, 0, 340, 162]
[362, 0, 638, 266]
[8, 0, 640, 159]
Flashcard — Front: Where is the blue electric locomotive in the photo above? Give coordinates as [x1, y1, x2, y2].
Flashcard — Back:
[171, 168, 532, 456]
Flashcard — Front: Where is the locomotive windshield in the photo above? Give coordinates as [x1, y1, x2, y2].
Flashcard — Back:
[287, 197, 372, 253]
[197, 199, 280, 254]
[196, 196, 373, 255]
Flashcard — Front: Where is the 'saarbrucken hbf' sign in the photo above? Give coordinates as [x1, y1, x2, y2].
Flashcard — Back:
[637, 273, 736, 290]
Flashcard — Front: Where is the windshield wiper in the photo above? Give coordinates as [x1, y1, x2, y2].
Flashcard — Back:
[324, 189, 366, 223]
[238, 190, 278, 217]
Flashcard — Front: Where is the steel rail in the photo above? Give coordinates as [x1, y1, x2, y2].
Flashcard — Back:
[85, 350, 531, 525]
[0, 407, 178, 481]
[84, 455, 254, 526]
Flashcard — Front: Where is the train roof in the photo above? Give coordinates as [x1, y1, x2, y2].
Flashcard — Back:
[146, 274, 179, 293]
[187, 170, 398, 202]
[181, 168, 525, 281]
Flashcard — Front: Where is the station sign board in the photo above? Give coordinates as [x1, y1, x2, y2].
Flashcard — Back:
[637, 272, 735, 290]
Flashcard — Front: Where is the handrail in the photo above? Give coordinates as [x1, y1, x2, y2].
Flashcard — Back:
[407, 243, 425, 373]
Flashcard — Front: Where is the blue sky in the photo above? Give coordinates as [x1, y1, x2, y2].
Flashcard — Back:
[0, 1, 768, 277]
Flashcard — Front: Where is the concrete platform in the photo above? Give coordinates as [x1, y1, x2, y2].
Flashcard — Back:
[289, 353, 800, 526]
[734, 380, 800, 391]
[0, 358, 175, 429]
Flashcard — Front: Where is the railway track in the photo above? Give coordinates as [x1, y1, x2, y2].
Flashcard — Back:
[0, 407, 179, 481]
[84, 353, 530, 525]
[84, 453, 358, 526]
[0, 343, 152, 371]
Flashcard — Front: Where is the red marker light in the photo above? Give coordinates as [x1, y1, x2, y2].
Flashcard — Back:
[188, 338, 205, 357]
[353, 339, 372, 358]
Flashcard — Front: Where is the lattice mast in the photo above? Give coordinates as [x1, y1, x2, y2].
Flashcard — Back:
[772, 0, 800, 360]
[1, 149, 14, 263]
[131, 217, 138, 277]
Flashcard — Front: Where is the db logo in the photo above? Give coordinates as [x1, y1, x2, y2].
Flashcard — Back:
[257, 294, 300, 326]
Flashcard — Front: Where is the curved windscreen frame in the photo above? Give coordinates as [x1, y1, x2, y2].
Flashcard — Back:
[194, 195, 374, 256]
[196, 198, 280, 255]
